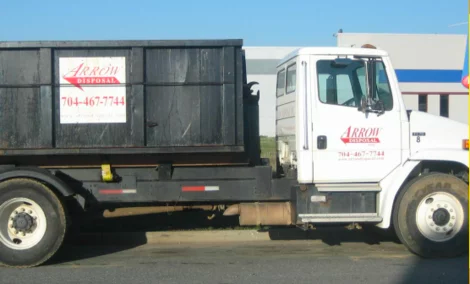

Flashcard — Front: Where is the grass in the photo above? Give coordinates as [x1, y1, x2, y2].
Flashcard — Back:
[260, 136, 276, 170]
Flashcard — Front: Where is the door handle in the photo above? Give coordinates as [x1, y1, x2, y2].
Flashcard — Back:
[302, 60, 309, 150]
[147, 121, 159, 127]
[317, 136, 327, 150]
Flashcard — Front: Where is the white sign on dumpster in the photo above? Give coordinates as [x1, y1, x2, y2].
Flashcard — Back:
[59, 57, 126, 124]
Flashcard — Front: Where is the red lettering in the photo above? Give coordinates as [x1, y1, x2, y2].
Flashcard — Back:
[351, 128, 359, 138]
[65, 64, 121, 78]
[358, 128, 366, 137]
[109, 66, 119, 75]
[63, 61, 122, 90]
[99, 67, 110, 76]
[341, 126, 351, 138]
[341, 126, 381, 144]
[90, 67, 100, 76]
[79, 66, 90, 76]
[64, 63, 84, 78]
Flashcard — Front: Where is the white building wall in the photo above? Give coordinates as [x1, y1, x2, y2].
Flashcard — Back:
[449, 95, 469, 123]
[402, 95, 419, 111]
[337, 33, 466, 70]
[427, 95, 440, 117]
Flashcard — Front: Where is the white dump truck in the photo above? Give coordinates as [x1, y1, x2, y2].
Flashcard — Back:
[0, 39, 467, 267]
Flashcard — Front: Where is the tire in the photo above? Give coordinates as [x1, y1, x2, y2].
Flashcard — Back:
[393, 172, 468, 258]
[0, 178, 67, 267]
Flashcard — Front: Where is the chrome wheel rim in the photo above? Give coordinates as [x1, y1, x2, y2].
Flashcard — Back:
[0, 198, 47, 250]
[416, 192, 464, 242]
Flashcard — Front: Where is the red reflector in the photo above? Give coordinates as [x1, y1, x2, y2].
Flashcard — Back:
[182, 186, 205, 192]
[99, 189, 123, 195]
[181, 186, 220, 192]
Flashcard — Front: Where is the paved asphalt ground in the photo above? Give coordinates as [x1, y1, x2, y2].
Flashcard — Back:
[0, 227, 467, 284]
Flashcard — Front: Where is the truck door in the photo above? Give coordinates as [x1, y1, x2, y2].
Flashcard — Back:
[311, 56, 402, 183]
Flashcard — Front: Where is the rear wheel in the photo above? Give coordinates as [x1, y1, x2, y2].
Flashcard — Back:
[393, 172, 468, 258]
[0, 179, 67, 267]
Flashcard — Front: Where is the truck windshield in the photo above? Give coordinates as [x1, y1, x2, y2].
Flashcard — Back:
[317, 59, 393, 110]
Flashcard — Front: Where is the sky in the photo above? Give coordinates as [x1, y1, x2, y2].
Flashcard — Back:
[0, 0, 467, 46]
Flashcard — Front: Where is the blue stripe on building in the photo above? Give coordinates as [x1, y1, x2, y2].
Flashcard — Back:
[394, 69, 463, 83]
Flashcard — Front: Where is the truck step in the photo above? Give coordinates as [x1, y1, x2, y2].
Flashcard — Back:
[315, 183, 382, 192]
[298, 213, 383, 223]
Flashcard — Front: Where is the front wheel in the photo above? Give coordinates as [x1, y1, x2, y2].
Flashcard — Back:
[0, 179, 67, 267]
[393, 172, 468, 258]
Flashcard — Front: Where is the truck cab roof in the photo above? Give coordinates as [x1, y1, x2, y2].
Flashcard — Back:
[277, 46, 389, 67]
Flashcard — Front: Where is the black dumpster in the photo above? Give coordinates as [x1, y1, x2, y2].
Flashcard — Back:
[0, 39, 254, 166]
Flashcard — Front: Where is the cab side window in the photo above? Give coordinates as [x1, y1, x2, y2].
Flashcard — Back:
[286, 64, 296, 93]
[276, 69, 286, 97]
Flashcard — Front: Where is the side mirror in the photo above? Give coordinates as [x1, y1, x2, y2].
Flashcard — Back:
[359, 96, 369, 113]
[358, 96, 385, 116]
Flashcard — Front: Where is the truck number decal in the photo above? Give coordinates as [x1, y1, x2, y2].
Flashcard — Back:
[59, 57, 127, 124]
[412, 132, 426, 143]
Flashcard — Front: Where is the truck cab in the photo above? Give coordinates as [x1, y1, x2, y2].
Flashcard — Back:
[276, 46, 407, 183]
[276, 45, 468, 258]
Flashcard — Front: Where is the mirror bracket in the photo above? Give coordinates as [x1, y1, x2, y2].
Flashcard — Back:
[358, 96, 385, 116]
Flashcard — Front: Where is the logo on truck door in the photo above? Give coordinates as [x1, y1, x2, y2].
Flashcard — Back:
[59, 57, 126, 124]
[340, 126, 381, 144]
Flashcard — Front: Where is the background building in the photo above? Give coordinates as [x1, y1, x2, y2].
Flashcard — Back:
[244, 33, 468, 137]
